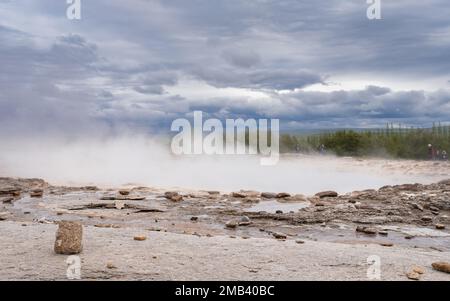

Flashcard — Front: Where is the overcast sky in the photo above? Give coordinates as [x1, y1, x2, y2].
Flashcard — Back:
[1, 0, 450, 136]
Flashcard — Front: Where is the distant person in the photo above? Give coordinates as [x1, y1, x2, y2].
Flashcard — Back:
[442, 150, 448, 161]
[319, 144, 326, 155]
[428, 144, 436, 160]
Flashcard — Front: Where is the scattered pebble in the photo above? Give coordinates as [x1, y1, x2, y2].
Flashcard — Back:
[0, 212, 9, 221]
[231, 192, 246, 198]
[119, 190, 130, 196]
[272, 232, 287, 240]
[238, 216, 251, 226]
[164, 192, 183, 202]
[30, 189, 44, 198]
[380, 243, 393, 247]
[356, 226, 377, 235]
[225, 220, 238, 229]
[276, 192, 291, 198]
[115, 200, 125, 210]
[412, 266, 425, 274]
[406, 271, 421, 280]
[412, 203, 424, 211]
[421, 216, 433, 222]
[435, 224, 446, 230]
[134, 235, 147, 241]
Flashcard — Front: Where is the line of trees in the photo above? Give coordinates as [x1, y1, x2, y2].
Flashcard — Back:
[280, 123, 450, 159]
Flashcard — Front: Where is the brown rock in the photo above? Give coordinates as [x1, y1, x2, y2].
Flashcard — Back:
[1, 196, 14, 204]
[54, 221, 83, 255]
[84, 186, 98, 191]
[106, 262, 117, 269]
[272, 232, 287, 239]
[315, 191, 338, 198]
[0, 212, 9, 221]
[430, 206, 440, 212]
[225, 220, 238, 229]
[0, 187, 21, 197]
[114, 200, 125, 210]
[261, 192, 277, 199]
[406, 271, 421, 280]
[231, 192, 246, 198]
[276, 192, 291, 198]
[164, 192, 183, 202]
[30, 189, 43, 198]
[356, 226, 377, 235]
[118, 190, 130, 196]
[380, 242, 393, 247]
[133, 235, 147, 241]
[238, 216, 251, 226]
[362, 227, 378, 235]
[435, 224, 446, 230]
[421, 216, 433, 222]
[412, 266, 425, 274]
[412, 203, 424, 211]
[432, 262, 450, 273]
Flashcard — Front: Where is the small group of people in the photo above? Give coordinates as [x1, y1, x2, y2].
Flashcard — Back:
[294, 144, 326, 155]
[428, 144, 448, 161]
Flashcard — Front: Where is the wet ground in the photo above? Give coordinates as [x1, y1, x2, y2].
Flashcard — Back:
[1, 166, 450, 280]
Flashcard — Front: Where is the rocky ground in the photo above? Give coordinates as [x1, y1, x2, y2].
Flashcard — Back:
[1, 175, 450, 281]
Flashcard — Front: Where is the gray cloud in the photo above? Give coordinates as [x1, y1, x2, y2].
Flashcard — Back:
[0, 0, 450, 137]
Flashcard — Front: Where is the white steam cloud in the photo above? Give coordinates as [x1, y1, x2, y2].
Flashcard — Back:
[0, 135, 445, 195]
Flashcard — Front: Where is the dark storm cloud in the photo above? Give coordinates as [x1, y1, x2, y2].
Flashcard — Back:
[0, 0, 450, 135]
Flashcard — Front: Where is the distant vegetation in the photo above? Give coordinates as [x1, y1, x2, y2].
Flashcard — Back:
[280, 123, 450, 160]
